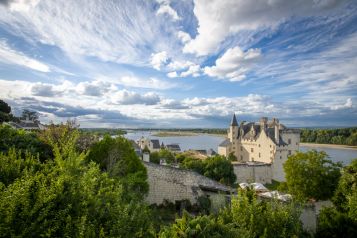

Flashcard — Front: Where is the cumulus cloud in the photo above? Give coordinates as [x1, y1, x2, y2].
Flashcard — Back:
[180, 64, 201, 77]
[204, 46, 261, 81]
[31, 83, 61, 97]
[167, 71, 178, 78]
[112, 90, 161, 105]
[116, 76, 177, 90]
[150, 51, 168, 70]
[76, 80, 113, 96]
[184, 0, 347, 55]
[177, 31, 191, 44]
[166, 60, 194, 71]
[0, 40, 50, 72]
[156, 0, 180, 21]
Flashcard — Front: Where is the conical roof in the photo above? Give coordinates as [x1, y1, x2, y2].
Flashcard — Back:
[230, 113, 238, 126]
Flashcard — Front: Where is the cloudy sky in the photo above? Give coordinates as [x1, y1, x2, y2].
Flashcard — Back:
[0, 0, 356, 128]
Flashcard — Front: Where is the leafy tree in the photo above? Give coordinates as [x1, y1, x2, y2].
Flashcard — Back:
[159, 211, 243, 238]
[227, 152, 237, 161]
[149, 149, 175, 164]
[0, 99, 11, 123]
[284, 150, 341, 201]
[0, 125, 53, 162]
[86, 135, 149, 198]
[181, 157, 205, 175]
[203, 155, 236, 186]
[21, 109, 39, 121]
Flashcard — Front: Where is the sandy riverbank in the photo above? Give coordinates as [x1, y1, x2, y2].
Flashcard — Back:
[300, 143, 357, 150]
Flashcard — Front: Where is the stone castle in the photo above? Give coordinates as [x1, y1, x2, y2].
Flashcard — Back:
[218, 114, 300, 181]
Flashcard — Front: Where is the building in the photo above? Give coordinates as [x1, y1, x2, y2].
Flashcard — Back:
[218, 114, 300, 181]
[137, 137, 161, 152]
[165, 143, 181, 152]
[5, 117, 46, 130]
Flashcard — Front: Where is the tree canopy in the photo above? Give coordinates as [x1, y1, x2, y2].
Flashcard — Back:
[0, 99, 12, 123]
[284, 150, 341, 201]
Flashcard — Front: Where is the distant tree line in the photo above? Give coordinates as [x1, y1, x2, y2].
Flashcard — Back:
[300, 128, 357, 146]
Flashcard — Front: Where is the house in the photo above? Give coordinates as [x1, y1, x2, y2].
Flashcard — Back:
[218, 114, 300, 181]
[165, 143, 181, 152]
[137, 137, 161, 152]
[5, 117, 46, 130]
[130, 140, 142, 157]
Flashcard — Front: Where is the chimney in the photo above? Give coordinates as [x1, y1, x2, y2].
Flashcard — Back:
[260, 117, 268, 131]
[274, 118, 280, 144]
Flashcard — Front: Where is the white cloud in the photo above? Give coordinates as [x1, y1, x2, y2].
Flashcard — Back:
[116, 76, 177, 90]
[150, 51, 168, 70]
[112, 90, 161, 105]
[180, 64, 201, 77]
[156, 0, 180, 21]
[167, 60, 194, 71]
[330, 98, 353, 110]
[177, 31, 191, 43]
[0, 0, 181, 65]
[0, 40, 50, 72]
[8, 0, 40, 12]
[167, 71, 178, 78]
[184, 0, 346, 56]
[204, 46, 261, 81]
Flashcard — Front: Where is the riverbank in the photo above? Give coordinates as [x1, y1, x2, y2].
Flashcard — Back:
[300, 143, 357, 150]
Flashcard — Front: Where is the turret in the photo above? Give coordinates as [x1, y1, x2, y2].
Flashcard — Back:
[273, 118, 280, 144]
[260, 117, 268, 131]
[229, 114, 238, 142]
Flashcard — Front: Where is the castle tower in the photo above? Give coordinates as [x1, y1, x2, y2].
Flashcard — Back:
[229, 114, 238, 142]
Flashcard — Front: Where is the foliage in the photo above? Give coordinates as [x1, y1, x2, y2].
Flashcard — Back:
[316, 207, 357, 238]
[284, 150, 341, 201]
[86, 134, 148, 198]
[313, 159, 357, 237]
[80, 128, 127, 136]
[159, 211, 243, 238]
[203, 155, 236, 186]
[0, 126, 155, 237]
[160, 190, 304, 238]
[300, 128, 357, 146]
[180, 155, 236, 186]
[0, 125, 53, 162]
[21, 109, 39, 121]
[227, 152, 237, 161]
[0, 99, 12, 123]
[150, 149, 175, 164]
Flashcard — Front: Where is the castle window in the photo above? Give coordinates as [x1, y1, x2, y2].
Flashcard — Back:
[240, 155, 243, 160]
[288, 150, 291, 156]
[270, 145, 272, 148]
[259, 153, 261, 158]
[240, 146, 243, 151]
[288, 138, 291, 144]
[258, 144, 261, 147]
[280, 156, 282, 159]
[251, 148, 254, 153]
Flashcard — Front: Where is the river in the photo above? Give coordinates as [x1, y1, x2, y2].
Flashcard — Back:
[124, 130, 357, 165]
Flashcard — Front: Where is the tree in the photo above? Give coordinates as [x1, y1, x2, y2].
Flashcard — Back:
[284, 150, 341, 201]
[203, 155, 236, 186]
[86, 135, 149, 198]
[227, 152, 237, 161]
[21, 109, 39, 121]
[181, 157, 205, 175]
[0, 99, 11, 123]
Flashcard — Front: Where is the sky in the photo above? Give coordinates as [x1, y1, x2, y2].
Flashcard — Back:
[0, 0, 356, 128]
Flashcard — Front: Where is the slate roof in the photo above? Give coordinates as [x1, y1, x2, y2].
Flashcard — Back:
[166, 144, 181, 151]
[150, 139, 161, 149]
[218, 138, 231, 147]
[230, 113, 238, 126]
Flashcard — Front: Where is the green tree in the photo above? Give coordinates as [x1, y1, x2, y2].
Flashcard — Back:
[181, 157, 205, 174]
[0, 125, 53, 162]
[284, 150, 341, 201]
[21, 109, 39, 121]
[227, 152, 237, 161]
[203, 155, 236, 186]
[0, 99, 11, 123]
[86, 135, 148, 198]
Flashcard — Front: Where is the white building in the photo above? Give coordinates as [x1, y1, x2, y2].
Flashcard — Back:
[137, 137, 161, 152]
[218, 114, 300, 181]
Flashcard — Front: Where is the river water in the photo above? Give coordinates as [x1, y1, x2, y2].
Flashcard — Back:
[124, 130, 357, 165]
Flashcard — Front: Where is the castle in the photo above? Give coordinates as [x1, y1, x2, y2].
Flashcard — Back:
[218, 114, 300, 181]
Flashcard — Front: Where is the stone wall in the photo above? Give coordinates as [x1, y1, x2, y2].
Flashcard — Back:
[144, 162, 231, 205]
[233, 162, 272, 184]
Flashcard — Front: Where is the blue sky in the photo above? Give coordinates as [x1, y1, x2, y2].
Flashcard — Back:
[0, 0, 356, 128]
